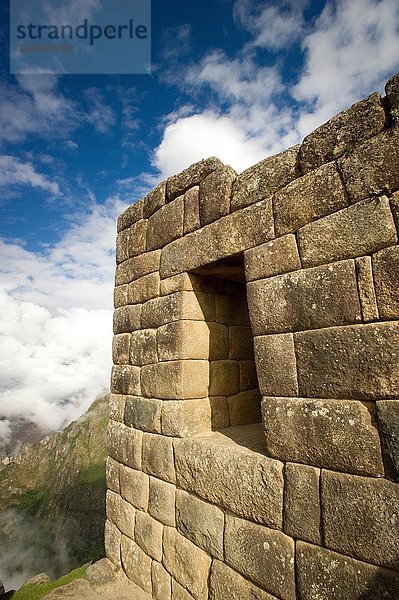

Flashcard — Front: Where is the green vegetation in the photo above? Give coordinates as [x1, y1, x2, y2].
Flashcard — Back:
[11, 565, 88, 600]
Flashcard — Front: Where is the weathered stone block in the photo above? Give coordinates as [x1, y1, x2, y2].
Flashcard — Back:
[322, 470, 399, 568]
[391, 190, 399, 232]
[274, 162, 348, 236]
[244, 235, 301, 282]
[106, 490, 135, 539]
[129, 329, 157, 367]
[210, 561, 277, 600]
[385, 72, 399, 112]
[135, 510, 163, 561]
[113, 305, 141, 334]
[199, 166, 236, 225]
[239, 360, 258, 391]
[174, 427, 284, 528]
[112, 333, 130, 364]
[105, 519, 121, 568]
[116, 228, 130, 264]
[147, 195, 184, 251]
[141, 361, 209, 400]
[228, 326, 254, 360]
[209, 360, 240, 396]
[231, 145, 300, 211]
[121, 534, 152, 593]
[119, 464, 149, 510]
[248, 259, 361, 335]
[163, 527, 211, 600]
[254, 334, 298, 396]
[373, 245, 399, 318]
[208, 322, 229, 359]
[210, 396, 230, 429]
[295, 322, 399, 399]
[377, 400, 399, 482]
[108, 420, 142, 469]
[228, 390, 261, 426]
[284, 463, 321, 544]
[225, 514, 295, 600]
[166, 157, 224, 201]
[355, 256, 379, 321]
[115, 250, 161, 285]
[142, 433, 176, 483]
[148, 476, 176, 526]
[299, 93, 386, 173]
[109, 393, 126, 422]
[152, 561, 171, 600]
[297, 196, 397, 268]
[117, 200, 144, 232]
[162, 399, 212, 437]
[160, 198, 274, 279]
[184, 186, 200, 234]
[160, 272, 201, 296]
[215, 294, 250, 326]
[338, 126, 399, 201]
[262, 397, 384, 476]
[172, 581, 196, 600]
[114, 284, 128, 308]
[141, 291, 215, 329]
[128, 220, 147, 257]
[106, 456, 120, 493]
[124, 396, 162, 434]
[143, 181, 166, 219]
[110, 365, 141, 396]
[127, 272, 160, 305]
[157, 320, 210, 361]
[297, 542, 399, 600]
[176, 489, 224, 559]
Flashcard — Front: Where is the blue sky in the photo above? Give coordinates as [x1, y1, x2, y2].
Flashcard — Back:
[1, 0, 399, 444]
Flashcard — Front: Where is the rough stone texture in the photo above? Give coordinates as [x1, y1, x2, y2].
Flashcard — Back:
[119, 464, 149, 511]
[172, 581, 196, 600]
[106, 457, 120, 494]
[225, 514, 295, 600]
[297, 196, 397, 268]
[135, 510, 163, 561]
[116, 228, 130, 264]
[262, 397, 384, 476]
[391, 191, 399, 232]
[112, 333, 130, 364]
[166, 157, 224, 201]
[373, 245, 399, 319]
[297, 542, 399, 600]
[141, 360, 209, 400]
[109, 394, 126, 423]
[299, 92, 386, 173]
[143, 181, 166, 219]
[121, 535, 152, 594]
[152, 562, 171, 600]
[274, 162, 348, 236]
[199, 166, 236, 225]
[115, 250, 161, 285]
[254, 334, 298, 397]
[209, 360, 240, 396]
[107, 421, 142, 469]
[385, 72, 399, 112]
[228, 390, 261, 426]
[157, 320, 210, 361]
[106, 491, 135, 540]
[376, 400, 399, 482]
[295, 322, 399, 399]
[127, 272, 160, 305]
[142, 433, 176, 483]
[355, 256, 379, 322]
[147, 196, 184, 251]
[148, 476, 176, 526]
[209, 561, 278, 600]
[338, 125, 399, 201]
[141, 292, 215, 329]
[114, 284, 128, 308]
[208, 322, 229, 360]
[160, 272, 214, 296]
[118, 200, 144, 232]
[247, 259, 361, 335]
[124, 396, 162, 434]
[321, 470, 399, 569]
[284, 463, 321, 544]
[160, 198, 274, 279]
[105, 519, 121, 568]
[162, 399, 212, 437]
[244, 235, 302, 282]
[239, 360, 258, 391]
[215, 294, 250, 326]
[113, 305, 141, 334]
[129, 220, 147, 257]
[163, 527, 211, 600]
[183, 186, 200, 234]
[231, 145, 300, 211]
[110, 365, 141, 396]
[129, 329, 157, 366]
[228, 326, 254, 360]
[209, 396, 230, 429]
[176, 489, 224, 559]
[174, 427, 284, 528]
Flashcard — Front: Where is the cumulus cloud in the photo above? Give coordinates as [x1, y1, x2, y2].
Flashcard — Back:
[0, 155, 61, 196]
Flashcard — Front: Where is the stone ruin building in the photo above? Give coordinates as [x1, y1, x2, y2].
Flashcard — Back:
[106, 72, 399, 599]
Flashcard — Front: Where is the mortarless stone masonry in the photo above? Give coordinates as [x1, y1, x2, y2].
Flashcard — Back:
[107, 72, 399, 599]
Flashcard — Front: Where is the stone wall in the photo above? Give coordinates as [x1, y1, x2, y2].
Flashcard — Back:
[106, 72, 399, 599]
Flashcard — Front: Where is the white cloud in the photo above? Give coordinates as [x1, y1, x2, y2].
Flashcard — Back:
[84, 87, 116, 134]
[0, 155, 61, 196]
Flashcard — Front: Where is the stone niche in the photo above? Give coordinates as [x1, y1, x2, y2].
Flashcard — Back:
[107, 72, 399, 600]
